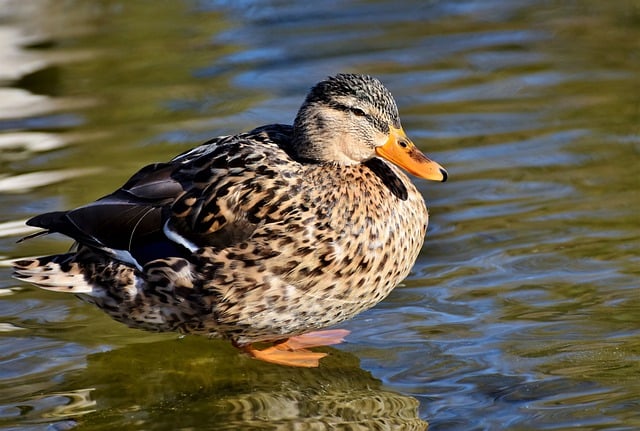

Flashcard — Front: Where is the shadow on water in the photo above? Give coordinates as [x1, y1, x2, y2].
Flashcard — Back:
[9, 337, 427, 431]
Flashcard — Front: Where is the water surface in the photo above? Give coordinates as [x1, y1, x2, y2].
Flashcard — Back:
[0, 1, 638, 430]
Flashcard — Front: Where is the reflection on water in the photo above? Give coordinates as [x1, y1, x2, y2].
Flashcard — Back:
[0, 0, 638, 430]
[71, 339, 427, 430]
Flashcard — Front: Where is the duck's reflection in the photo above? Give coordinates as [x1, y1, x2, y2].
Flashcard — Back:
[68, 337, 427, 430]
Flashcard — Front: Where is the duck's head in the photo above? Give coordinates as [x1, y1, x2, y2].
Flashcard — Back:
[292, 73, 447, 182]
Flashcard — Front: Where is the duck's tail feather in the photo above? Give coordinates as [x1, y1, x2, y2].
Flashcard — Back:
[13, 251, 202, 333]
[13, 254, 94, 293]
[16, 229, 51, 244]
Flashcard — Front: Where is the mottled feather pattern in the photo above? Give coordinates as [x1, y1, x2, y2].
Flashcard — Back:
[15, 124, 427, 344]
[13, 74, 446, 365]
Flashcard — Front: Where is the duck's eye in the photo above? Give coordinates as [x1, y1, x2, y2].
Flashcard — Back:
[351, 107, 367, 117]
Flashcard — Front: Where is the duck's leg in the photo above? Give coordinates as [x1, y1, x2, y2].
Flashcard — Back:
[239, 329, 350, 367]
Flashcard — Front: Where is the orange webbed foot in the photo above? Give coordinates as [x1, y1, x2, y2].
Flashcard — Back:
[245, 345, 328, 367]
[240, 329, 350, 367]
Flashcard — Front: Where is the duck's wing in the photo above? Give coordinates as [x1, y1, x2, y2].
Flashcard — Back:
[163, 125, 300, 252]
[25, 161, 190, 266]
[24, 125, 297, 267]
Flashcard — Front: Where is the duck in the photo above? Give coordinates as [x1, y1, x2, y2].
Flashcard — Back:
[13, 73, 447, 367]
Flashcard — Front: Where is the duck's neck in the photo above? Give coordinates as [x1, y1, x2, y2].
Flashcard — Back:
[291, 104, 359, 165]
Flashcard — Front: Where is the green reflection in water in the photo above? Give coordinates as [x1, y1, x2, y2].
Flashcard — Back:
[73, 338, 427, 430]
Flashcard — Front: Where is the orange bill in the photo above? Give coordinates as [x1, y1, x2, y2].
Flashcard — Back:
[375, 126, 447, 181]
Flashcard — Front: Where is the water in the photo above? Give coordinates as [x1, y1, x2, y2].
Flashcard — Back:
[0, 0, 638, 429]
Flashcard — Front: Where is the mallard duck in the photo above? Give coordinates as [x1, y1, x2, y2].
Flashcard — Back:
[13, 74, 447, 367]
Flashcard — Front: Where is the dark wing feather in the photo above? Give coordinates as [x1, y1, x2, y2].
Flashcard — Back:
[26, 162, 186, 265]
[118, 162, 185, 200]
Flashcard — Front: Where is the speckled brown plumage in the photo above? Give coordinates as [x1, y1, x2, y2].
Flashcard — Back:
[13, 74, 447, 367]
